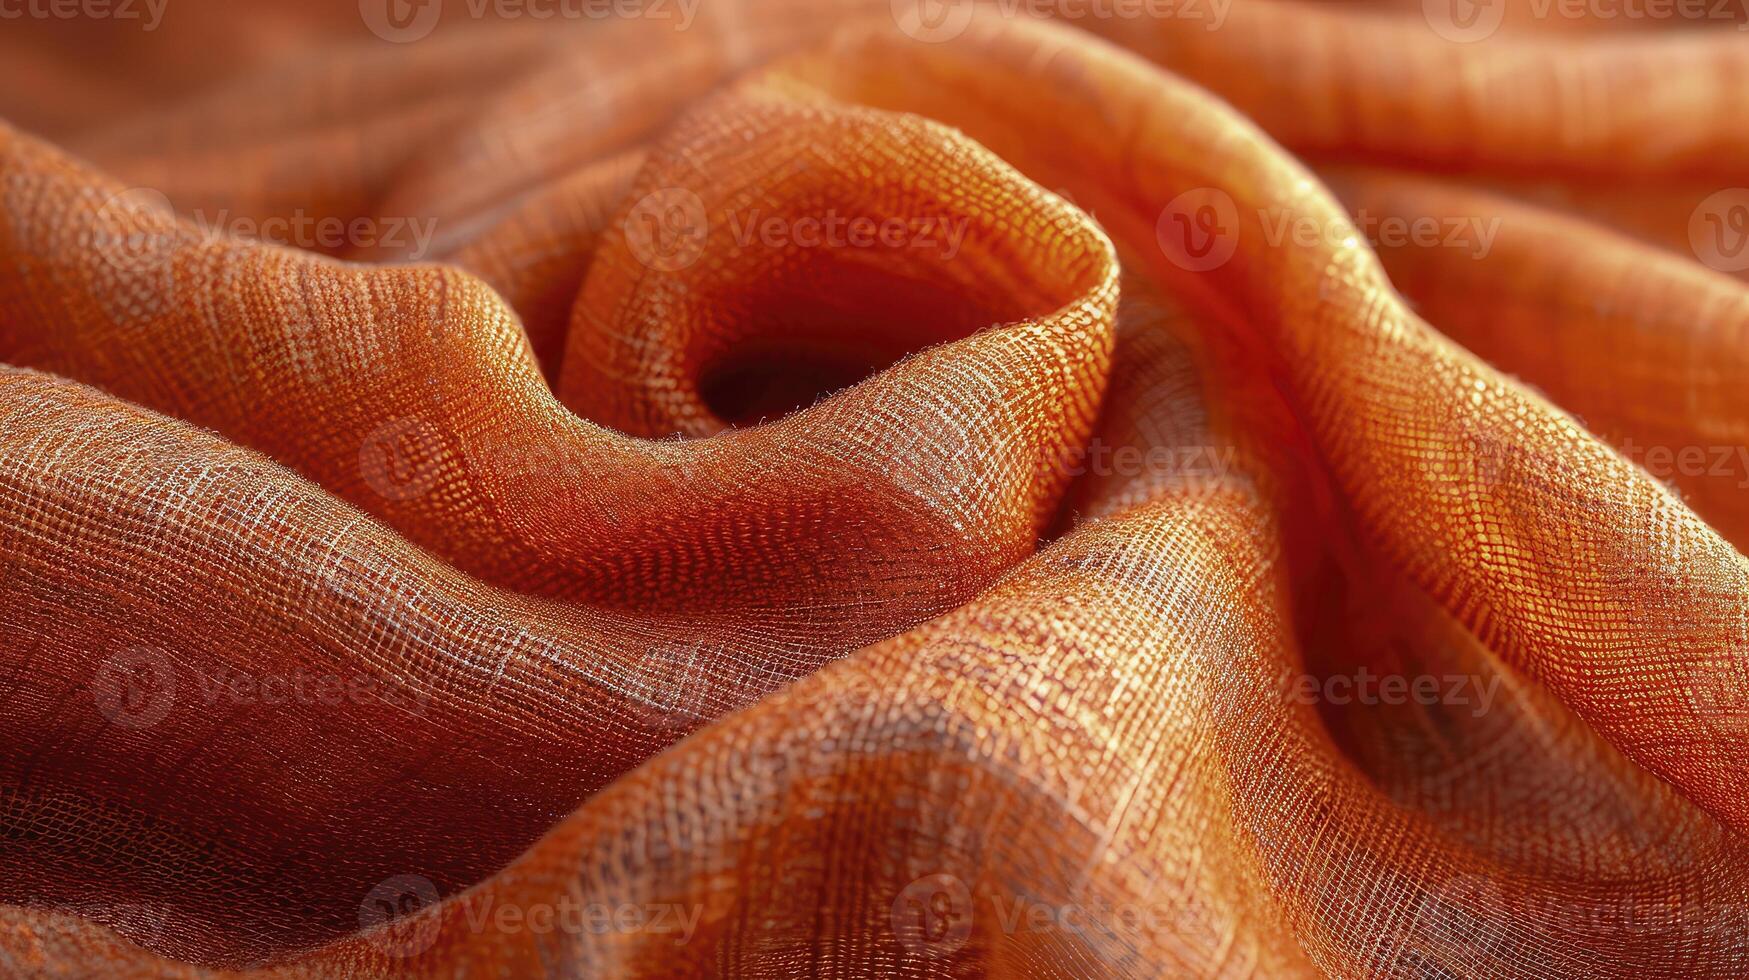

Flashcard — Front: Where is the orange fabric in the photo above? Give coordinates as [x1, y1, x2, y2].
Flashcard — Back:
[0, 2, 1747, 977]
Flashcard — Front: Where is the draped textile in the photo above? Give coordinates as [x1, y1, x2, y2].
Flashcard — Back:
[0, 1, 1747, 976]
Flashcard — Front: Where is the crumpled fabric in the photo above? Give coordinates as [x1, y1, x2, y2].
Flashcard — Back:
[0, 0, 1746, 977]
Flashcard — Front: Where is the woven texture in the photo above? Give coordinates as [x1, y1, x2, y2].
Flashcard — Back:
[1, 1, 1747, 977]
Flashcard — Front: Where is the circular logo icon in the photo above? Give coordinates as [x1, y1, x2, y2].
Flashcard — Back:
[623, 188, 708, 273]
[1423, 0, 1505, 43]
[359, 874, 443, 958]
[1156, 188, 1240, 273]
[360, 0, 442, 43]
[1409, 872, 1511, 965]
[92, 647, 177, 729]
[104, 902, 174, 952]
[890, 0, 976, 43]
[1686, 658, 1749, 741]
[890, 873, 973, 959]
[1689, 189, 1749, 274]
[879, 402, 981, 522]
[90, 186, 182, 326]
[359, 417, 445, 502]
[627, 641, 708, 736]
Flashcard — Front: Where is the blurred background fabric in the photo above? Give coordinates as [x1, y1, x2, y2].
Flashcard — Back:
[1, 0, 1748, 976]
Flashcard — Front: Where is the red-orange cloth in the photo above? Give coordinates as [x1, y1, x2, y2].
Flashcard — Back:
[0, 1, 1747, 976]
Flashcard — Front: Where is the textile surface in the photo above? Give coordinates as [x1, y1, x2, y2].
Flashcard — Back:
[0, 0, 1747, 976]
